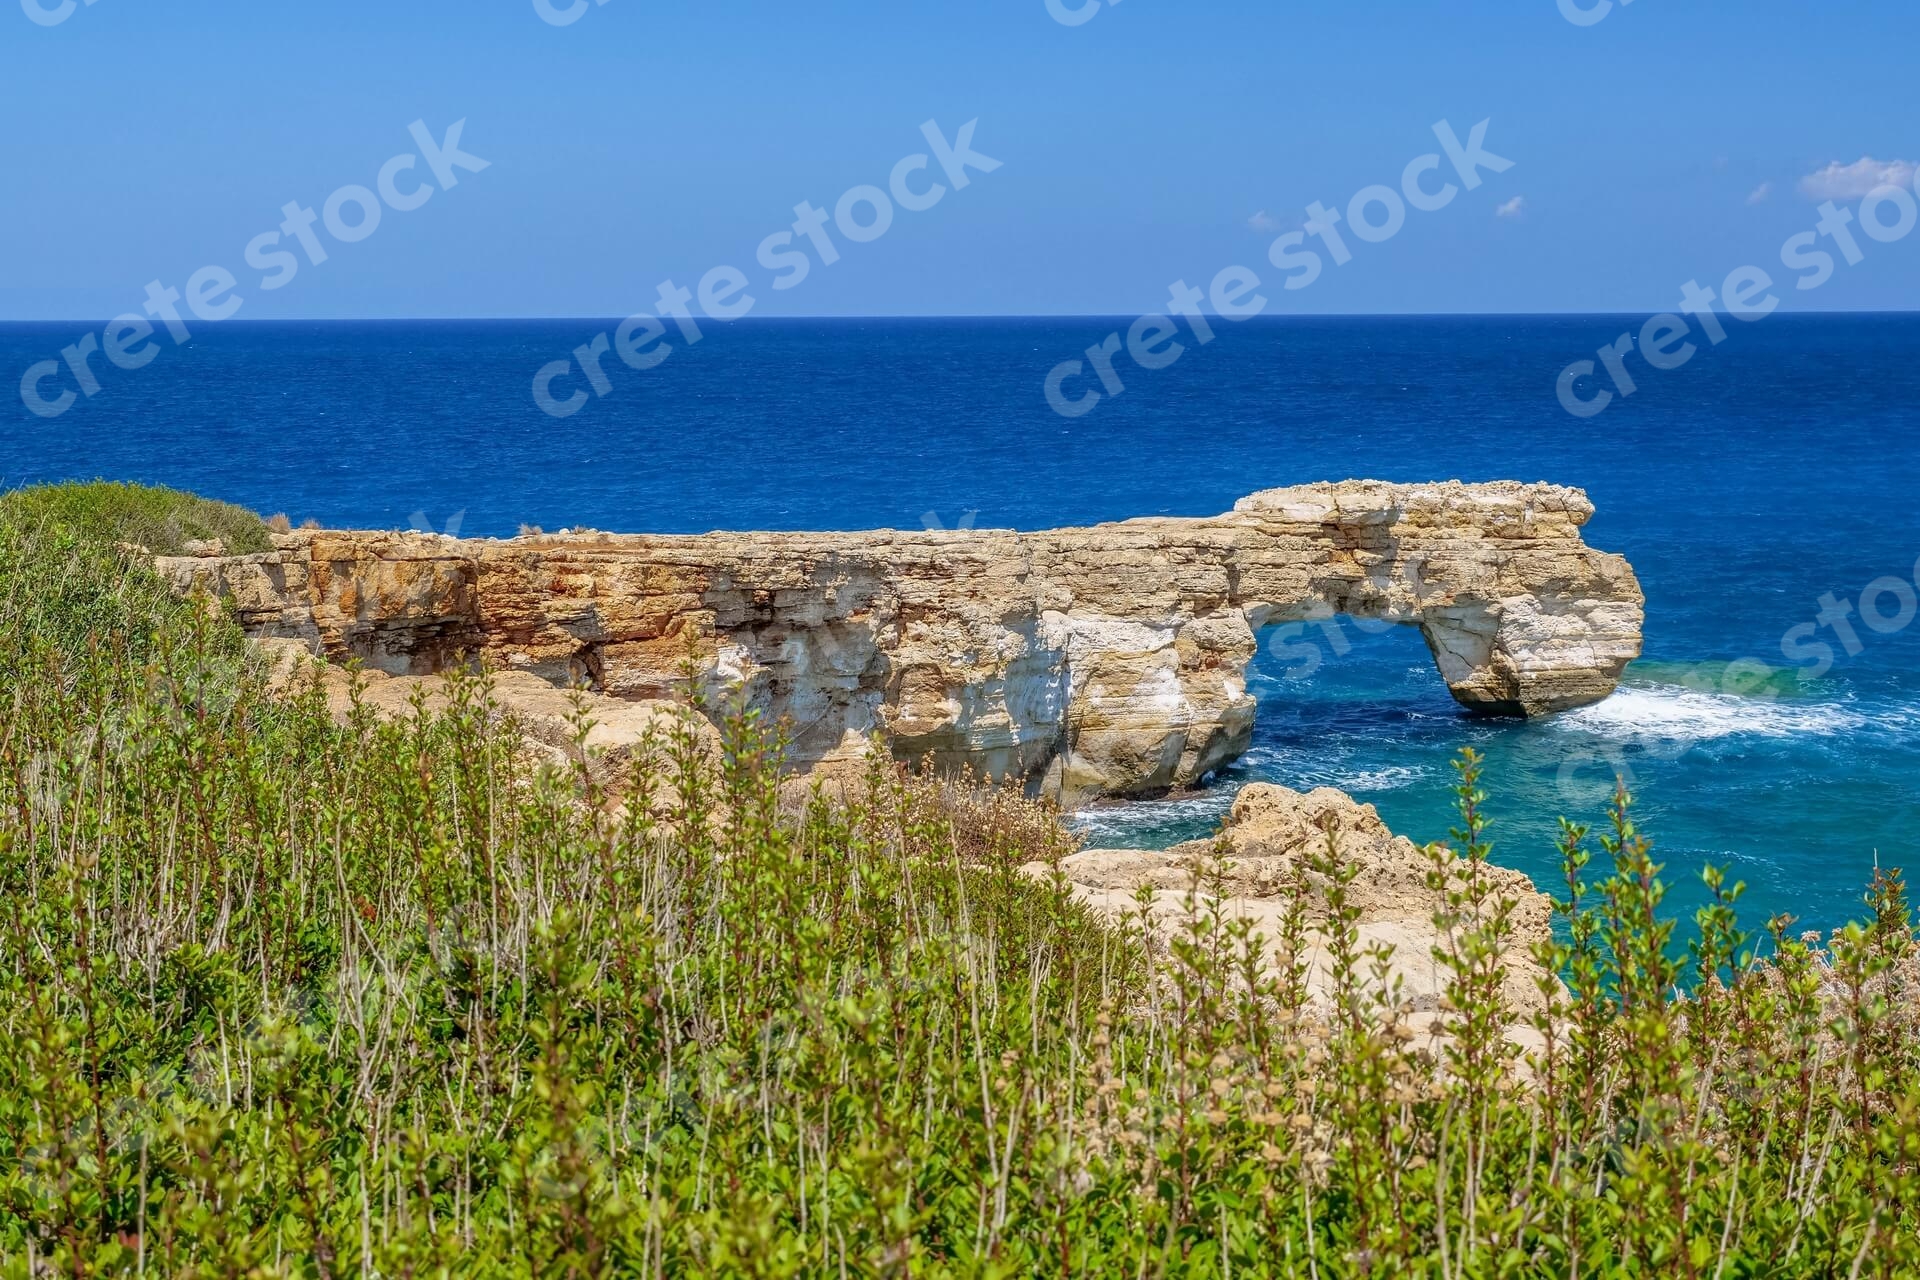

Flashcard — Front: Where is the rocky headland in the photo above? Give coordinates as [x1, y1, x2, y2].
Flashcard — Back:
[160, 479, 1643, 805]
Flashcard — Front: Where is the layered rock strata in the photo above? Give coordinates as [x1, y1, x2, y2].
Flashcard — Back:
[159, 481, 1643, 802]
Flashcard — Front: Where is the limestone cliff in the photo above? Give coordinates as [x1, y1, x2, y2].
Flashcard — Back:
[159, 480, 1643, 802]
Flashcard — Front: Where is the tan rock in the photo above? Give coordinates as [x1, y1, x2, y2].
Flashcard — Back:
[1047, 782, 1558, 1029]
[162, 480, 1643, 803]
[261, 642, 718, 797]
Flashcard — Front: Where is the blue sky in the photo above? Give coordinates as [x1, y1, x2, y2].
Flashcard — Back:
[3, 0, 1915, 318]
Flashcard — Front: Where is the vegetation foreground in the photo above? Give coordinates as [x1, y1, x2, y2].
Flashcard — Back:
[1, 484, 1917, 1277]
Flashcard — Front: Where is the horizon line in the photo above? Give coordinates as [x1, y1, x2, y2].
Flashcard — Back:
[4, 309, 1920, 325]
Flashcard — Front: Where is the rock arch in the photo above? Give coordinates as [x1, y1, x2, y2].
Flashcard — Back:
[162, 481, 1644, 804]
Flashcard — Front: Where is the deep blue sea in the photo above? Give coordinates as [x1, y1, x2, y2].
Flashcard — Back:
[5, 315, 1918, 941]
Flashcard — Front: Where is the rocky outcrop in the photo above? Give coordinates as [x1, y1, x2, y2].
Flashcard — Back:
[254, 637, 721, 793]
[1051, 783, 1557, 1023]
[160, 481, 1643, 803]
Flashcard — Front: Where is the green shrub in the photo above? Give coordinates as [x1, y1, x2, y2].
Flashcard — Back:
[0, 486, 251, 701]
[0, 480, 273, 557]
[0, 498, 1916, 1276]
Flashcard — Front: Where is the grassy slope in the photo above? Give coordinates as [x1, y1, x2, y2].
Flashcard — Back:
[0, 480, 273, 557]
[0, 482, 1916, 1276]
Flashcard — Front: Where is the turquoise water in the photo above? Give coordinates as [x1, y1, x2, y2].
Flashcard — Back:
[1073, 635, 1920, 938]
[5, 314, 1917, 936]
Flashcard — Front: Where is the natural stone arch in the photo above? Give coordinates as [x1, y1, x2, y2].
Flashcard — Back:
[1019, 484, 1643, 801]
[161, 481, 1644, 804]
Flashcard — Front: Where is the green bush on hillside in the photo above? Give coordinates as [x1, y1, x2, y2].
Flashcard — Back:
[0, 480, 272, 557]
[0, 484, 251, 694]
[0, 490, 1916, 1276]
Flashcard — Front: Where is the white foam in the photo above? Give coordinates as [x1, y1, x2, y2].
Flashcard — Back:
[1068, 790, 1235, 843]
[1067, 760, 1429, 845]
[1334, 765, 1425, 792]
[1554, 684, 1864, 743]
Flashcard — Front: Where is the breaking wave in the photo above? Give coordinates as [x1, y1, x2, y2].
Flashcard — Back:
[1068, 790, 1235, 847]
[1553, 683, 1866, 743]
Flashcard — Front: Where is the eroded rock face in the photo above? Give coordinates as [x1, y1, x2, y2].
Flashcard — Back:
[1050, 783, 1558, 1024]
[159, 481, 1643, 802]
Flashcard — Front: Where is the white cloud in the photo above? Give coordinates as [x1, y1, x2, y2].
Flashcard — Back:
[1746, 182, 1772, 205]
[1798, 157, 1918, 201]
[1247, 210, 1283, 233]
[1494, 196, 1525, 219]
